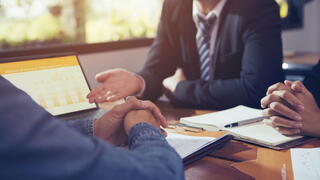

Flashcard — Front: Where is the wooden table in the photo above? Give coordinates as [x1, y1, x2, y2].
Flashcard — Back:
[156, 101, 320, 180]
[283, 52, 320, 65]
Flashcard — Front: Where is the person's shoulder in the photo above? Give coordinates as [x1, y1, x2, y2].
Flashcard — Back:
[163, 0, 186, 11]
[161, 0, 191, 22]
[230, 0, 278, 6]
[229, 0, 279, 14]
[227, 0, 279, 22]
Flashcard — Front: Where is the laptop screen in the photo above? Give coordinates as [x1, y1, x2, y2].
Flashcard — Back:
[0, 55, 97, 116]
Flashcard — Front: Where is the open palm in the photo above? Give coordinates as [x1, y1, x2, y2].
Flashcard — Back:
[87, 69, 143, 103]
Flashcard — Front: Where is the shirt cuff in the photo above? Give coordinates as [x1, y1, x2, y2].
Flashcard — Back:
[65, 118, 95, 137]
[128, 122, 165, 149]
[134, 73, 146, 97]
[87, 118, 95, 137]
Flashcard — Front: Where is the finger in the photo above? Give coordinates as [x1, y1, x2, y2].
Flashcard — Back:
[93, 90, 117, 103]
[104, 93, 122, 102]
[275, 127, 301, 136]
[140, 101, 168, 128]
[94, 95, 108, 103]
[87, 86, 106, 103]
[291, 81, 305, 93]
[112, 97, 139, 116]
[269, 116, 303, 129]
[267, 82, 289, 95]
[87, 85, 105, 98]
[262, 108, 279, 117]
[124, 98, 168, 128]
[99, 90, 113, 101]
[125, 96, 136, 101]
[261, 94, 282, 108]
[263, 119, 273, 126]
[141, 101, 167, 128]
[284, 80, 293, 87]
[269, 102, 302, 121]
[121, 97, 145, 111]
[272, 90, 304, 111]
[109, 91, 129, 102]
[105, 90, 113, 96]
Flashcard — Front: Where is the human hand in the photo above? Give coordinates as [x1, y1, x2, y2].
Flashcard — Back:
[162, 68, 186, 94]
[94, 97, 167, 145]
[87, 69, 144, 103]
[124, 109, 167, 137]
[261, 81, 304, 119]
[262, 81, 320, 137]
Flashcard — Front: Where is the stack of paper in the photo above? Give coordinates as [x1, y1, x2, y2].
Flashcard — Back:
[166, 132, 216, 158]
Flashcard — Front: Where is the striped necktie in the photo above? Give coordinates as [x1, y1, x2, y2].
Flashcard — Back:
[196, 14, 217, 81]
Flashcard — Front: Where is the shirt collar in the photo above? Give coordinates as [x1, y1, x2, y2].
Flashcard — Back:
[193, 0, 227, 22]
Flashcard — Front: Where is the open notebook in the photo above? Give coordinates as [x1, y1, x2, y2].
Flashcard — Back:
[180, 106, 308, 150]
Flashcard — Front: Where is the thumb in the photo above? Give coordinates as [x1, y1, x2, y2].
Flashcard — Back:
[112, 98, 139, 119]
[117, 97, 142, 113]
[95, 71, 111, 83]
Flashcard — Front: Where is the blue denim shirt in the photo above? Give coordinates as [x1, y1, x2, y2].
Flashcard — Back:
[65, 118, 96, 137]
[0, 76, 184, 180]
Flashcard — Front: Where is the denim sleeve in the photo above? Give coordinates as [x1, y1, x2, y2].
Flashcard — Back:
[64, 119, 95, 137]
[127, 123, 184, 179]
[0, 76, 184, 180]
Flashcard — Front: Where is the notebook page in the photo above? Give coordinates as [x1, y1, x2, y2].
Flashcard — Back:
[291, 148, 320, 180]
[166, 133, 215, 158]
[225, 122, 301, 146]
[180, 105, 263, 128]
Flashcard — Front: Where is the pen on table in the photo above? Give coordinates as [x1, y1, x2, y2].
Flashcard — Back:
[224, 118, 265, 128]
[177, 123, 204, 130]
[168, 123, 204, 132]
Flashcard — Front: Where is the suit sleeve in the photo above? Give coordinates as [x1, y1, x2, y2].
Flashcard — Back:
[138, 0, 181, 100]
[303, 61, 320, 106]
[0, 77, 184, 180]
[172, 0, 284, 110]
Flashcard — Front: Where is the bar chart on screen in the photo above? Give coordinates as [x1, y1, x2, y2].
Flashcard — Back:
[0, 56, 96, 116]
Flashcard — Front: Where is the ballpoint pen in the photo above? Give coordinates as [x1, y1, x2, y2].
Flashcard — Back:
[224, 118, 266, 128]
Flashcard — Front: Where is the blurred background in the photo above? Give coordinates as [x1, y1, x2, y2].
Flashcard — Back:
[0, 0, 319, 85]
[0, 0, 317, 51]
[0, 0, 162, 50]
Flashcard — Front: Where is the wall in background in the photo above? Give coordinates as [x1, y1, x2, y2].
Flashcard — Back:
[80, 0, 320, 88]
[282, 0, 320, 52]
[79, 47, 149, 88]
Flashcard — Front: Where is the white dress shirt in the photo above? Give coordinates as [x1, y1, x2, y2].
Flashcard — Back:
[137, 0, 227, 95]
[193, 0, 227, 56]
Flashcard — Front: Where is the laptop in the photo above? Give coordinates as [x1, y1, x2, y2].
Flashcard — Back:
[0, 53, 107, 121]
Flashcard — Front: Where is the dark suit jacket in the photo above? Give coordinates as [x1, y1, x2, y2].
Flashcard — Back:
[139, 0, 284, 110]
[304, 61, 320, 106]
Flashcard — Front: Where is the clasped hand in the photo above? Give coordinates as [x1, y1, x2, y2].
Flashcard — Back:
[93, 96, 168, 146]
[261, 80, 320, 137]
